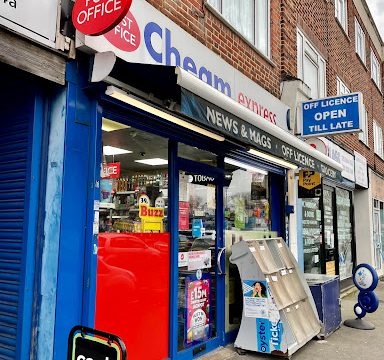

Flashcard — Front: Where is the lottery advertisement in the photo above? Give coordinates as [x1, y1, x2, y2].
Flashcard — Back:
[185, 273, 211, 347]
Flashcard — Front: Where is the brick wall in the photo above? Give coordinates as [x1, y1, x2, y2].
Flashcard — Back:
[145, 0, 384, 176]
[146, 0, 283, 98]
[282, 0, 384, 176]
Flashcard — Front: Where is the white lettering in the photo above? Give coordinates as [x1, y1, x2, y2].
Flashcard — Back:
[77, 0, 122, 25]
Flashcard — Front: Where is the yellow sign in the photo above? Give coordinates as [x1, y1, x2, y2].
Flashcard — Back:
[139, 204, 164, 232]
[299, 170, 321, 190]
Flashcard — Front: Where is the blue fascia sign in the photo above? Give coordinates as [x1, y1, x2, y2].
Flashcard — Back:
[301, 92, 363, 137]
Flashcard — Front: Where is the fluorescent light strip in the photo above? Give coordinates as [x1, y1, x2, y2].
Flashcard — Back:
[102, 117, 130, 132]
[134, 158, 168, 166]
[103, 145, 132, 155]
[106, 86, 225, 142]
[247, 148, 298, 170]
[224, 157, 268, 175]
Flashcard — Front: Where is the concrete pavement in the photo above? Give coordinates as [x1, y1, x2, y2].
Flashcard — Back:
[200, 280, 384, 360]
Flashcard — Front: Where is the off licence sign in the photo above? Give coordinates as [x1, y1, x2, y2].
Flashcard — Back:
[72, 0, 133, 36]
[301, 93, 363, 137]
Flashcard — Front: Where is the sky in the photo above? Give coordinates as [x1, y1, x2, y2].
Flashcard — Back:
[365, 0, 384, 39]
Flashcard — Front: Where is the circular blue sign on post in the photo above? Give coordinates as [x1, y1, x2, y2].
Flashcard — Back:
[345, 264, 379, 329]
[353, 263, 379, 292]
[358, 291, 379, 313]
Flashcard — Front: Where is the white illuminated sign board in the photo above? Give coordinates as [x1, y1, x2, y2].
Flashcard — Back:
[0, 0, 60, 47]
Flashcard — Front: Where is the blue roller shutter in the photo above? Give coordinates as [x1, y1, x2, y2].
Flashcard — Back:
[0, 79, 36, 359]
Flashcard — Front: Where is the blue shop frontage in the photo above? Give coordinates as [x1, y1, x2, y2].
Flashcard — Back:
[48, 47, 342, 359]
[0, 31, 66, 358]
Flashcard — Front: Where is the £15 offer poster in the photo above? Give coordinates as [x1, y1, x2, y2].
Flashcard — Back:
[185, 273, 211, 346]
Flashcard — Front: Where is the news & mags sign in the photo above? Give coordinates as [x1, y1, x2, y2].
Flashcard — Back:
[301, 93, 364, 137]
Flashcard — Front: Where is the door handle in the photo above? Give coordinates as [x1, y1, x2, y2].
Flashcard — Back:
[217, 247, 226, 275]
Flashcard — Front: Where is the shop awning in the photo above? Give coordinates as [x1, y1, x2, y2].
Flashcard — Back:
[92, 52, 343, 180]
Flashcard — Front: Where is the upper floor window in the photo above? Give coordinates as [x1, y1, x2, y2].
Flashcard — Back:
[355, 18, 366, 64]
[336, 76, 350, 95]
[371, 50, 381, 90]
[373, 121, 383, 158]
[297, 29, 326, 99]
[359, 107, 369, 146]
[207, 0, 270, 57]
[335, 0, 348, 33]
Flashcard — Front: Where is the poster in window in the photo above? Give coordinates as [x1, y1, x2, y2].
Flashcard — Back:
[336, 188, 353, 280]
[179, 201, 190, 230]
[185, 273, 211, 347]
[100, 179, 114, 203]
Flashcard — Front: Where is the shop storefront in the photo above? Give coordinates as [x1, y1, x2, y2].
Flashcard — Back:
[53, 1, 341, 359]
[49, 55, 342, 359]
[94, 115, 285, 359]
[301, 138, 356, 288]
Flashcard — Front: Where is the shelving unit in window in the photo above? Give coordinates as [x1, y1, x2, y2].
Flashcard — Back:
[99, 172, 168, 233]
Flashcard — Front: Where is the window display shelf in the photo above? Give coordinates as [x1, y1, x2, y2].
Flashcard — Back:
[100, 203, 115, 209]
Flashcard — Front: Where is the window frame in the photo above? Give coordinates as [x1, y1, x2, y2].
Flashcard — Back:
[355, 18, 366, 64]
[336, 76, 350, 95]
[371, 49, 381, 91]
[206, 0, 271, 59]
[297, 29, 326, 99]
[335, 0, 348, 33]
[358, 107, 369, 146]
[373, 120, 383, 158]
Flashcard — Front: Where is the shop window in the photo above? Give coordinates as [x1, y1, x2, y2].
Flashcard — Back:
[373, 201, 383, 270]
[323, 188, 336, 275]
[335, 0, 348, 33]
[355, 18, 366, 64]
[177, 168, 217, 350]
[359, 107, 369, 146]
[207, 0, 270, 57]
[224, 159, 271, 234]
[336, 188, 353, 280]
[223, 158, 274, 332]
[96, 118, 170, 359]
[297, 29, 326, 99]
[371, 49, 381, 90]
[301, 198, 322, 274]
[380, 202, 384, 269]
[373, 120, 383, 158]
[336, 76, 350, 95]
[100, 122, 169, 234]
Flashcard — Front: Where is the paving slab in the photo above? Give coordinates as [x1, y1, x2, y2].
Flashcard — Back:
[199, 280, 384, 360]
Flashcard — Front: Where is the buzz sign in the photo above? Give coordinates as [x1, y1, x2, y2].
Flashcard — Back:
[301, 92, 363, 137]
[298, 170, 321, 198]
[68, 326, 126, 360]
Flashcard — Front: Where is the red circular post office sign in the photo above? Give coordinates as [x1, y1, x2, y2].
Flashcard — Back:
[72, 0, 133, 36]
